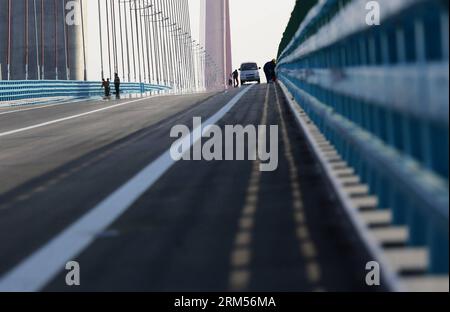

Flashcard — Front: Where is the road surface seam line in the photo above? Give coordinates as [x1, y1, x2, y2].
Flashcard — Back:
[274, 84, 324, 291]
[0, 86, 254, 292]
[228, 86, 269, 292]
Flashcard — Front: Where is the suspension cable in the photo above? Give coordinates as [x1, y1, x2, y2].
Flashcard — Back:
[61, 0, 69, 80]
[169, 0, 180, 89]
[156, 0, 166, 85]
[118, 0, 125, 81]
[105, 0, 112, 79]
[6, 0, 11, 80]
[40, 0, 45, 79]
[133, 0, 142, 83]
[174, 0, 183, 89]
[98, 0, 104, 79]
[54, 0, 58, 80]
[34, 0, 41, 80]
[145, 0, 155, 84]
[152, 2, 161, 84]
[166, 0, 176, 88]
[143, 0, 152, 83]
[162, 0, 175, 87]
[129, 0, 136, 81]
[177, 0, 188, 91]
[25, 0, 30, 80]
[137, 0, 146, 83]
[122, 0, 131, 82]
[111, 0, 118, 75]
[80, 0, 87, 80]
[184, 0, 194, 90]
[162, 0, 171, 86]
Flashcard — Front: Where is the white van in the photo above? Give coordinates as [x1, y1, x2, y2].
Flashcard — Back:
[239, 62, 261, 85]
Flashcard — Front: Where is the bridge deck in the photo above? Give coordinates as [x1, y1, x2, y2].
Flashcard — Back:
[0, 84, 377, 291]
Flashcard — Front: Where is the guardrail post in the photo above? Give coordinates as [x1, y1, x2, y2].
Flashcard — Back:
[429, 227, 449, 274]
[408, 206, 427, 246]
[391, 190, 407, 226]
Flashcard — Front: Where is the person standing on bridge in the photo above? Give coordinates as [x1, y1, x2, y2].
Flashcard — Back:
[263, 59, 277, 83]
[102, 78, 111, 98]
[114, 73, 121, 99]
[232, 69, 239, 88]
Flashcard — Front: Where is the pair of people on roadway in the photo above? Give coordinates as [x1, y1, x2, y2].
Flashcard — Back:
[102, 73, 121, 98]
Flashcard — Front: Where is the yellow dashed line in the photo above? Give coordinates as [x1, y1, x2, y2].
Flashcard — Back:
[239, 217, 254, 230]
[306, 262, 322, 283]
[229, 270, 251, 291]
[301, 241, 318, 259]
[296, 227, 310, 240]
[235, 232, 252, 246]
[274, 85, 325, 291]
[228, 86, 270, 292]
[231, 249, 252, 267]
[294, 211, 306, 223]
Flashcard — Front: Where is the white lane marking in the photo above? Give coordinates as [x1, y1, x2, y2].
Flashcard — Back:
[0, 103, 68, 116]
[0, 85, 253, 292]
[0, 92, 176, 116]
[0, 97, 106, 116]
[0, 93, 173, 137]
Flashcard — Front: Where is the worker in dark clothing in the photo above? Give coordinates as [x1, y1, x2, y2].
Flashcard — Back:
[263, 59, 277, 83]
[102, 78, 111, 97]
[114, 73, 121, 98]
[232, 69, 239, 88]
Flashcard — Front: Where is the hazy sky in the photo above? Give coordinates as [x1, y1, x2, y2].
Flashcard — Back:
[86, 0, 296, 80]
[190, 0, 296, 70]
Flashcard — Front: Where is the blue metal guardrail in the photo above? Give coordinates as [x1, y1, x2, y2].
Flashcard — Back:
[277, 0, 449, 273]
[0, 80, 171, 103]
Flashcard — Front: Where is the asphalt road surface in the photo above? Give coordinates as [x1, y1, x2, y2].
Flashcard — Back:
[0, 84, 378, 291]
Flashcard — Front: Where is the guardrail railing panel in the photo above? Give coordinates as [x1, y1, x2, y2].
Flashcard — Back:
[278, 0, 449, 275]
[0, 80, 171, 103]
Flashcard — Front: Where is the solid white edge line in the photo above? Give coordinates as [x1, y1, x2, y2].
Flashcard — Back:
[0, 96, 109, 115]
[0, 85, 254, 292]
[0, 102, 71, 115]
[0, 98, 149, 138]
[278, 81, 405, 292]
[0, 92, 180, 136]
